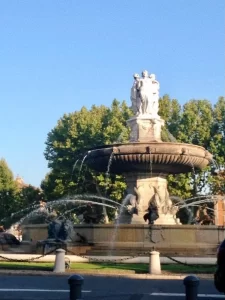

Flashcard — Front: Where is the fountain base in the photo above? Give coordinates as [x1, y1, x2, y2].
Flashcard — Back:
[122, 174, 180, 225]
[21, 224, 220, 257]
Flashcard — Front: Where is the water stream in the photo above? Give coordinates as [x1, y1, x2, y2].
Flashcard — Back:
[71, 159, 80, 179]
[149, 148, 153, 177]
[79, 151, 91, 176]
[10, 199, 118, 229]
[108, 194, 131, 256]
[105, 152, 114, 178]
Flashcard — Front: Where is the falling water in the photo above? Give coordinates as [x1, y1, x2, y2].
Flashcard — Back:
[186, 152, 196, 178]
[171, 194, 225, 224]
[79, 151, 91, 176]
[106, 152, 114, 178]
[108, 194, 131, 256]
[58, 205, 86, 220]
[67, 194, 123, 208]
[172, 195, 219, 210]
[71, 159, 80, 179]
[180, 198, 213, 208]
[149, 149, 153, 177]
[178, 200, 220, 224]
[186, 152, 198, 206]
[102, 152, 115, 223]
[1, 194, 124, 232]
[12, 199, 118, 228]
[0, 202, 40, 224]
[113, 130, 125, 144]
[211, 158, 222, 175]
[171, 194, 216, 207]
[165, 128, 177, 142]
[183, 204, 216, 213]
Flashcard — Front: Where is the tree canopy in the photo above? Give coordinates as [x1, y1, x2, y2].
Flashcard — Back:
[0, 159, 19, 221]
[42, 100, 132, 200]
[0, 159, 44, 227]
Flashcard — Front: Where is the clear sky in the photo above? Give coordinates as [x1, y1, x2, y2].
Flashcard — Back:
[0, 0, 224, 187]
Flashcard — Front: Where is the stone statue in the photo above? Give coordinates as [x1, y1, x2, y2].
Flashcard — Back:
[46, 210, 74, 241]
[195, 204, 214, 225]
[119, 187, 141, 218]
[138, 70, 153, 115]
[130, 73, 141, 115]
[149, 74, 160, 117]
[123, 194, 138, 215]
[151, 185, 174, 215]
[0, 226, 20, 246]
[130, 70, 160, 117]
[143, 199, 159, 224]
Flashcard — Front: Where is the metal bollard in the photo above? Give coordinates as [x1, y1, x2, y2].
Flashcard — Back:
[149, 251, 161, 275]
[183, 275, 200, 300]
[53, 248, 65, 273]
[68, 274, 84, 300]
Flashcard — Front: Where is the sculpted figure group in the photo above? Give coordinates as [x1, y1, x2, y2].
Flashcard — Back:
[131, 70, 160, 117]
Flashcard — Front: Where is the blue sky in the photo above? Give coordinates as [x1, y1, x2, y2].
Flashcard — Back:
[0, 0, 224, 187]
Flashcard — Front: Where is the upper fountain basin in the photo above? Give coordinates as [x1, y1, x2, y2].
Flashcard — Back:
[85, 142, 213, 174]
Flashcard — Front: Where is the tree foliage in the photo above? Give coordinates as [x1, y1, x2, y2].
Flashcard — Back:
[0, 159, 20, 222]
[42, 100, 132, 201]
[0, 159, 44, 226]
[18, 185, 43, 207]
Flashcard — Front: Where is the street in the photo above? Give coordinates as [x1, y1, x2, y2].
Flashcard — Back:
[0, 274, 223, 300]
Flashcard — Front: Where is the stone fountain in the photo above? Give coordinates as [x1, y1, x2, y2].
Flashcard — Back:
[86, 70, 213, 225]
[18, 70, 220, 258]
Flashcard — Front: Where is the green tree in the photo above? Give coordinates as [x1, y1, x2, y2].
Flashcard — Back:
[208, 97, 225, 196]
[176, 99, 213, 146]
[18, 185, 44, 206]
[159, 95, 181, 141]
[42, 100, 132, 202]
[210, 97, 225, 166]
[0, 159, 20, 222]
[210, 170, 225, 195]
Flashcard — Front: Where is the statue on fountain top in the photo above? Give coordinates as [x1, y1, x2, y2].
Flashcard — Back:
[130, 70, 160, 118]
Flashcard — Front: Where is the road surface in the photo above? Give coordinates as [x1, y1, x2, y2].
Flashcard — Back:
[0, 274, 223, 299]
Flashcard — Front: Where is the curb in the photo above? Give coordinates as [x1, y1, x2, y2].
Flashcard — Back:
[0, 269, 213, 279]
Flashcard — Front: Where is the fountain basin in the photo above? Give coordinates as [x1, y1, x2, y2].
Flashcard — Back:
[86, 142, 212, 174]
[21, 224, 221, 257]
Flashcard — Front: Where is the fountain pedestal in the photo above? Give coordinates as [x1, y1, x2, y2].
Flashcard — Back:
[127, 115, 164, 143]
[121, 173, 179, 225]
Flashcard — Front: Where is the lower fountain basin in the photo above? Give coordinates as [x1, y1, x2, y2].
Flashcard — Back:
[21, 224, 220, 257]
[85, 142, 212, 174]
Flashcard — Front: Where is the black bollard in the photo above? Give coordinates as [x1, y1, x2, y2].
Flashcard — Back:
[183, 275, 200, 300]
[68, 274, 84, 300]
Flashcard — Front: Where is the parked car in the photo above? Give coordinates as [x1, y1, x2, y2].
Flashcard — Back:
[214, 239, 225, 293]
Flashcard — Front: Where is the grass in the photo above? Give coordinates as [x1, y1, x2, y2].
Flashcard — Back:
[0, 261, 216, 274]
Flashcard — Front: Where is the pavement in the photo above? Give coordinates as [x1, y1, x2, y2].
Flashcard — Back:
[0, 253, 217, 264]
[0, 274, 223, 300]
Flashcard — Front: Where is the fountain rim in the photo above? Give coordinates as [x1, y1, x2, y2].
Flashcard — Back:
[83, 141, 213, 174]
[86, 141, 210, 151]
[85, 141, 213, 160]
